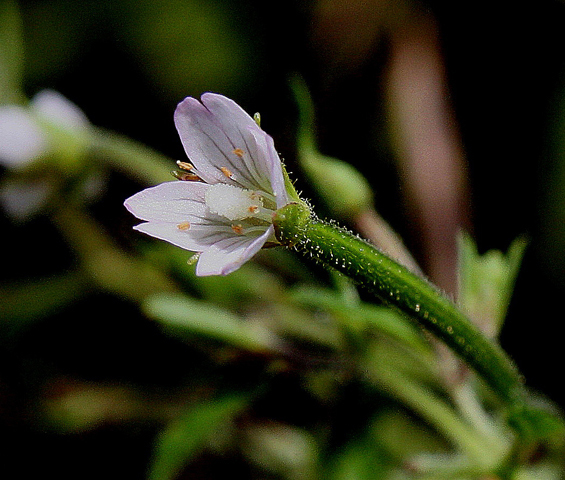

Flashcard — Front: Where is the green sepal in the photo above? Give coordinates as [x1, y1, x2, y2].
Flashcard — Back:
[143, 292, 275, 353]
[458, 233, 528, 337]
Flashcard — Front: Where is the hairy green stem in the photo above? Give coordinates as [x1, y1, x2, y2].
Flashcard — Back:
[273, 202, 525, 406]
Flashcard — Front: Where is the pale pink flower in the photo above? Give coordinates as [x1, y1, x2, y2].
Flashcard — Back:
[124, 93, 290, 276]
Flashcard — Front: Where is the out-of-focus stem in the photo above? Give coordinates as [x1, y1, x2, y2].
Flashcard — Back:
[370, 362, 506, 469]
[89, 127, 174, 185]
[385, 13, 470, 295]
[52, 203, 177, 302]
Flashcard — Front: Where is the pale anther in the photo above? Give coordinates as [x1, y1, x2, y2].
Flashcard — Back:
[220, 166, 234, 178]
[176, 161, 194, 171]
[177, 221, 191, 231]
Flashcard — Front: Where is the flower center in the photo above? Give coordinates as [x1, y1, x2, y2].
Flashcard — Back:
[205, 184, 270, 221]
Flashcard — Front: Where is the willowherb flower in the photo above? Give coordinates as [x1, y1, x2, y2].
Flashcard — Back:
[124, 93, 293, 276]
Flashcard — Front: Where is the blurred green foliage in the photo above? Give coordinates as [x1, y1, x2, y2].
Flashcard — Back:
[2, 0, 565, 479]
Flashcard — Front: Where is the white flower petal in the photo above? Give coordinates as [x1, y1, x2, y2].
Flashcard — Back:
[200, 93, 275, 188]
[174, 96, 233, 185]
[31, 89, 89, 132]
[247, 128, 289, 207]
[174, 93, 278, 192]
[200, 92, 260, 137]
[124, 181, 210, 223]
[133, 221, 211, 252]
[196, 226, 273, 276]
[0, 106, 49, 168]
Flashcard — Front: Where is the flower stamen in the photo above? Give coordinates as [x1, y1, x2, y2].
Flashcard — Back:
[187, 253, 200, 265]
[176, 160, 195, 171]
[177, 221, 191, 231]
[220, 166, 234, 179]
[231, 224, 244, 235]
[232, 148, 245, 158]
[173, 171, 202, 181]
[173, 160, 202, 181]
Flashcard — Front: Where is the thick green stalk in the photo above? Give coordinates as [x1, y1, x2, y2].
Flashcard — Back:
[273, 202, 525, 406]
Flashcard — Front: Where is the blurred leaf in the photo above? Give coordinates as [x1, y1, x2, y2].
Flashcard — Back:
[149, 393, 250, 480]
[513, 463, 564, 480]
[291, 286, 429, 355]
[507, 398, 565, 451]
[0, 0, 24, 104]
[145, 244, 292, 310]
[53, 205, 177, 302]
[143, 293, 276, 353]
[121, 0, 259, 99]
[370, 408, 447, 463]
[264, 301, 346, 351]
[187, 260, 285, 310]
[90, 127, 175, 185]
[457, 233, 528, 338]
[365, 353, 505, 470]
[242, 422, 319, 480]
[326, 437, 389, 480]
[41, 383, 156, 433]
[0, 270, 88, 326]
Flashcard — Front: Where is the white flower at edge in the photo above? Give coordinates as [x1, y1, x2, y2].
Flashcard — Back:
[0, 90, 90, 219]
[0, 105, 47, 168]
[0, 89, 89, 169]
[124, 93, 291, 276]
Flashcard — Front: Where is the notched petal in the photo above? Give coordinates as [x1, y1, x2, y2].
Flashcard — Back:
[175, 93, 282, 193]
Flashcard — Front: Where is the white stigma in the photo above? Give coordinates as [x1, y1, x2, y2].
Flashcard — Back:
[205, 184, 267, 221]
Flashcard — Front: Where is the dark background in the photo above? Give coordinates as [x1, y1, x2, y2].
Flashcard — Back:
[3, 0, 565, 477]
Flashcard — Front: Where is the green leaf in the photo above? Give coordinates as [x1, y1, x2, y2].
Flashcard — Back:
[457, 233, 528, 338]
[185, 260, 285, 310]
[143, 293, 275, 353]
[0, 0, 25, 104]
[148, 393, 250, 480]
[90, 128, 176, 185]
[0, 271, 88, 325]
[326, 437, 389, 480]
[290, 286, 430, 355]
[507, 398, 565, 450]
